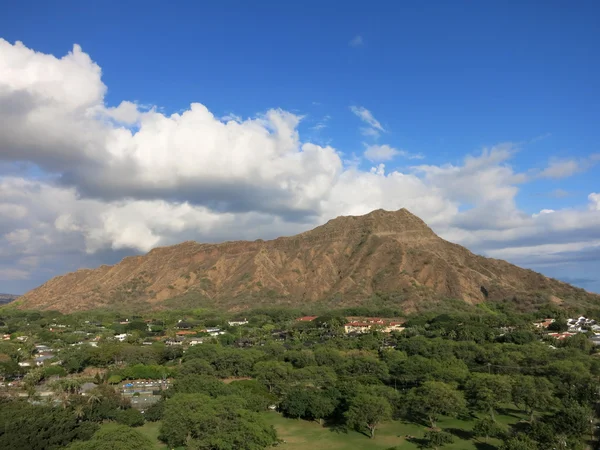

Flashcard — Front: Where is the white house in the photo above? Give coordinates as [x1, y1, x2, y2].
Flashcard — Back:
[228, 319, 248, 326]
[114, 333, 130, 342]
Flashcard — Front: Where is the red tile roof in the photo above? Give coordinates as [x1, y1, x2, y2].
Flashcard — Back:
[297, 316, 318, 322]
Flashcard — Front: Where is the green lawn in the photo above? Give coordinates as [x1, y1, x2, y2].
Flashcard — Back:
[261, 409, 529, 450]
[138, 421, 168, 450]
[137, 408, 529, 450]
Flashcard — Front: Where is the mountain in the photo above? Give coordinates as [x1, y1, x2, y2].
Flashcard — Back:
[0, 293, 19, 305]
[13, 208, 599, 313]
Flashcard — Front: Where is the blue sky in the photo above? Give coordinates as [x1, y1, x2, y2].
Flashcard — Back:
[0, 1, 599, 294]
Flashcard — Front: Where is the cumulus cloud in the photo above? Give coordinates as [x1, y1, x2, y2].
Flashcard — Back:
[590, 193, 600, 211]
[1, 40, 600, 293]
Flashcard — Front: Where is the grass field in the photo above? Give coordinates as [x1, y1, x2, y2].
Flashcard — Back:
[138, 421, 168, 450]
[137, 408, 528, 450]
[261, 408, 529, 450]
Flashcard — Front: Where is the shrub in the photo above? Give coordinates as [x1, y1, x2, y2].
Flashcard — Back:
[116, 408, 145, 427]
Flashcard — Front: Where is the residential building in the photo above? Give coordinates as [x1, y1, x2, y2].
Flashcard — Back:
[382, 322, 405, 333]
[533, 318, 555, 329]
[344, 322, 372, 334]
[548, 332, 577, 340]
[296, 316, 318, 322]
[228, 319, 248, 326]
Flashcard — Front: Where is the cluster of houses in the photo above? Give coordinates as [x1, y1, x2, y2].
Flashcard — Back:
[295, 315, 405, 334]
[17, 344, 57, 368]
[344, 317, 405, 334]
[534, 316, 600, 343]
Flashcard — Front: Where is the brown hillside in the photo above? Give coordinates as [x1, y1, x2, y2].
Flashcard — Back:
[14, 208, 599, 312]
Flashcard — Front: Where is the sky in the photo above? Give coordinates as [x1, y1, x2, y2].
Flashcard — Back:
[0, 1, 599, 295]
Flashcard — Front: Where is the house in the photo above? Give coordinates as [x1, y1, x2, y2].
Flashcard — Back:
[176, 320, 193, 330]
[189, 339, 205, 346]
[2, 334, 10, 341]
[590, 336, 600, 346]
[16, 336, 28, 342]
[176, 330, 196, 336]
[344, 322, 372, 334]
[80, 382, 98, 394]
[271, 330, 287, 341]
[382, 322, 405, 333]
[204, 327, 225, 337]
[34, 354, 54, 366]
[347, 317, 386, 325]
[533, 318, 555, 329]
[548, 332, 577, 340]
[114, 333, 130, 342]
[228, 319, 248, 326]
[296, 316, 318, 322]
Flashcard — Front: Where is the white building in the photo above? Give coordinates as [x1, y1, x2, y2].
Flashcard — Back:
[114, 333, 130, 342]
[228, 319, 248, 326]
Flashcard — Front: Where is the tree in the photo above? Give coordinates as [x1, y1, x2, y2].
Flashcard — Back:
[0, 399, 98, 450]
[511, 375, 555, 421]
[345, 394, 392, 439]
[179, 358, 215, 376]
[115, 408, 145, 427]
[422, 430, 454, 449]
[548, 321, 568, 332]
[144, 399, 165, 422]
[171, 374, 229, 397]
[68, 424, 152, 450]
[295, 366, 337, 388]
[280, 388, 310, 418]
[472, 417, 505, 443]
[551, 402, 593, 438]
[253, 360, 293, 395]
[340, 353, 389, 381]
[406, 381, 465, 428]
[160, 394, 277, 449]
[305, 392, 337, 425]
[498, 433, 538, 450]
[465, 373, 512, 421]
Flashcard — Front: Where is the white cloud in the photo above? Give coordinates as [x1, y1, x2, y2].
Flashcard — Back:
[349, 35, 364, 47]
[539, 154, 600, 179]
[539, 159, 580, 179]
[1, 40, 600, 293]
[590, 193, 600, 211]
[364, 144, 398, 161]
[364, 144, 424, 162]
[350, 105, 384, 138]
[532, 209, 555, 218]
[310, 115, 330, 132]
[350, 105, 383, 131]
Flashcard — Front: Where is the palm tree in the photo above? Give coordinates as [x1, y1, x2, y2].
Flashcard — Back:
[73, 405, 85, 422]
[87, 392, 101, 406]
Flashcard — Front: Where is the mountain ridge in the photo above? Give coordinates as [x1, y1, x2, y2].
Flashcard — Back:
[13, 208, 599, 312]
[0, 293, 19, 305]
